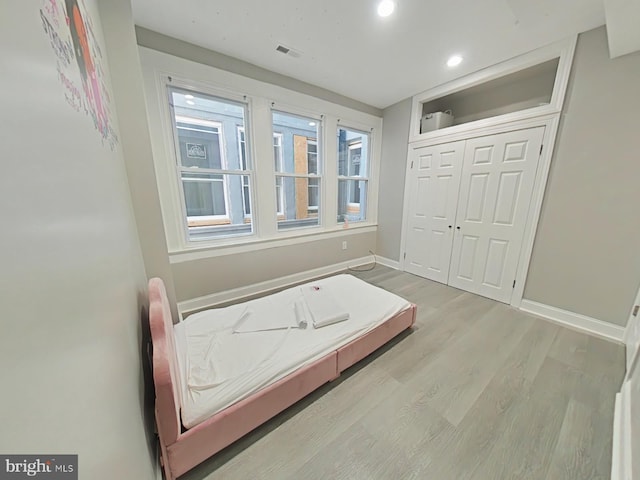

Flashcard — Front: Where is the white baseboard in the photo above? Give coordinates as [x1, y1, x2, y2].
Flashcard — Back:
[178, 255, 374, 316]
[520, 299, 625, 344]
[375, 255, 400, 270]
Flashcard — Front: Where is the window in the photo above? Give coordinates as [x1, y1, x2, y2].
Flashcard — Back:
[169, 87, 253, 241]
[337, 127, 369, 223]
[272, 111, 322, 230]
[237, 128, 251, 218]
[307, 140, 319, 212]
[273, 133, 284, 216]
[153, 71, 380, 252]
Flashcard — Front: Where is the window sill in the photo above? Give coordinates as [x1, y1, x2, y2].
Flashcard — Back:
[168, 223, 378, 263]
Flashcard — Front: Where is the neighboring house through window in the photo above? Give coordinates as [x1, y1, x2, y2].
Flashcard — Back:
[272, 110, 322, 230]
[338, 126, 369, 223]
[169, 87, 253, 241]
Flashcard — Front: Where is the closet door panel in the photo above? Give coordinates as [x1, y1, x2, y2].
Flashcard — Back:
[403, 141, 465, 283]
[448, 127, 545, 303]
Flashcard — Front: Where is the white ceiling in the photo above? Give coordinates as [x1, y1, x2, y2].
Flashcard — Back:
[131, 0, 606, 109]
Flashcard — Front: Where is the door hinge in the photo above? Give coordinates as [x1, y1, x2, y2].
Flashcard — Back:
[633, 305, 639, 317]
[411, 161, 414, 169]
[404, 252, 407, 260]
[513, 280, 516, 288]
[539, 144, 543, 155]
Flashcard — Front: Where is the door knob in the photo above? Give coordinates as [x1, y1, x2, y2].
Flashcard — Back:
[456, 226, 461, 230]
[448, 225, 452, 229]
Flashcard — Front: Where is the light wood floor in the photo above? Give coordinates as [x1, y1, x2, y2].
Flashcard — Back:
[179, 265, 625, 480]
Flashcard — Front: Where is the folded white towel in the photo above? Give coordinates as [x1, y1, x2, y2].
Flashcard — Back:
[301, 285, 350, 328]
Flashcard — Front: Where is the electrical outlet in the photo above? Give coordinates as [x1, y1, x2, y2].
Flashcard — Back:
[342, 241, 347, 250]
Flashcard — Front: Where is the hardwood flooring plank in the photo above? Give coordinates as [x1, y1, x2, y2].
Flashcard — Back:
[547, 327, 589, 369]
[359, 381, 455, 462]
[286, 423, 415, 480]
[412, 319, 557, 479]
[379, 293, 493, 384]
[469, 388, 567, 480]
[405, 303, 533, 426]
[545, 399, 611, 480]
[582, 335, 625, 386]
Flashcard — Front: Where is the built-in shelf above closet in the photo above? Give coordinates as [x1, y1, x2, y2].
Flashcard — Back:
[409, 38, 577, 143]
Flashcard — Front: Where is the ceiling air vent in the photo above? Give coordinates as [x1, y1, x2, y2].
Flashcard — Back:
[276, 44, 302, 58]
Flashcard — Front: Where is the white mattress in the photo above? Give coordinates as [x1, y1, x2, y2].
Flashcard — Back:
[174, 274, 412, 429]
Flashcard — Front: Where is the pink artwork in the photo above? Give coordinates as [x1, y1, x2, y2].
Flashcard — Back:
[40, 0, 118, 150]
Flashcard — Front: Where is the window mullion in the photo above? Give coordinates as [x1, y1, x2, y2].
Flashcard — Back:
[252, 97, 278, 237]
[323, 115, 338, 229]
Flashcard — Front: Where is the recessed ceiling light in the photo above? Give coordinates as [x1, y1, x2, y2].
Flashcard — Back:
[447, 55, 463, 67]
[309, 122, 316, 127]
[184, 94, 194, 100]
[186, 100, 195, 105]
[377, 0, 395, 17]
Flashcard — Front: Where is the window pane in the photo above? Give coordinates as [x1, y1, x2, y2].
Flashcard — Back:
[275, 176, 284, 215]
[308, 178, 319, 210]
[238, 128, 249, 171]
[182, 173, 226, 216]
[181, 172, 252, 240]
[307, 141, 318, 175]
[242, 175, 251, 216]
[272, 111, 320, 174]
[176, 121, 222, 169]
[170, 88, 247, 171]
[338, 179, 367, 223]
[276, 176, 320, 230]
[337, 127, 369, 177]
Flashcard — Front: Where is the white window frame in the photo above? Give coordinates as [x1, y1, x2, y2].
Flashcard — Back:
[236, 127, 252, 219]
[273, 132, 285, 216]
[167, 84, 254, 242]
[174, 115, 231, 226]
[337, 127, 370, 223]
[347, 142, 362, 204]
[307, 140, 319, 212]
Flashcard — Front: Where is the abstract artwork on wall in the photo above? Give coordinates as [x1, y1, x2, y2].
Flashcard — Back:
[40, 0, 118, 150]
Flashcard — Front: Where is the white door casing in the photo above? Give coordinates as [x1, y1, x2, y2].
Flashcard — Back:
[403, 141, 465, 282]
[625, 285, 640, 374]
[448, 127, 545, 303]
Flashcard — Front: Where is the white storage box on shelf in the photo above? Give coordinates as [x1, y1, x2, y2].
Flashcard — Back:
[420, 110, 454, 133]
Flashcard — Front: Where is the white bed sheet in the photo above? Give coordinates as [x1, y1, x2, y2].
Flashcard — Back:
[174, 274, 411, 429]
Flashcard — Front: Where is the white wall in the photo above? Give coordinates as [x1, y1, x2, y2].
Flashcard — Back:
[524, 26, 640, 326]
[135, 26, 382, 117]
[98, 0, 179, 318]
[0, 1, 155, 478]
[377, 98, 412, 261]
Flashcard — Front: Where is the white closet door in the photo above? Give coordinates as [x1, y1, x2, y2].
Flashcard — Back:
[448, 127, 544, 303]
[404, 141, 465, 283]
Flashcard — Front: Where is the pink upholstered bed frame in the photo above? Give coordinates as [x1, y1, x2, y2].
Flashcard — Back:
[148, 277, 416, 480]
